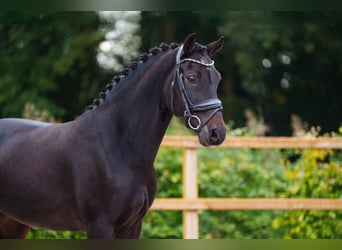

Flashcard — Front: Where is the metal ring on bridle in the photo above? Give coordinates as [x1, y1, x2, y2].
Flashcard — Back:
[187, 115, 201, 131]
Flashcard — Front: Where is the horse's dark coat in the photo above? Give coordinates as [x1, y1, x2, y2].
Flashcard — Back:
[0, 34, 226, 238]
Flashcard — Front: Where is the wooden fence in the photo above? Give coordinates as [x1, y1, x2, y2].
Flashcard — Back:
[150, 135, 342, 239]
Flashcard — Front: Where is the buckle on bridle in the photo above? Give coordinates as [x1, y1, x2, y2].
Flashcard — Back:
[187, 115, 201, 131]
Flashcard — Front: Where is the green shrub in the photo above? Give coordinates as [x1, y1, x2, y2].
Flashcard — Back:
[272, 149, 342, 238]
[197, 147, 287, 238]
[26, 228, 86, 239]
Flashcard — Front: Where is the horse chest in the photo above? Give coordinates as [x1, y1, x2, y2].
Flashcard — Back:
[75, 163, 156, 220]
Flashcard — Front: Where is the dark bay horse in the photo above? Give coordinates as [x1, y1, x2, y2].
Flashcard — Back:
[0, 33, 226, 239]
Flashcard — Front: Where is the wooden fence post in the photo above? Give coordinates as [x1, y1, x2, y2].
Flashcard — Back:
[182, 148, 199, 239]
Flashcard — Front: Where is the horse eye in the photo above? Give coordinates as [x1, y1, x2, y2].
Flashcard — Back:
[187, 74, 197, 82]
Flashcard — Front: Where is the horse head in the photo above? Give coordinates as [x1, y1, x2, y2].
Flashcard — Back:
[167, 33, 226, 146]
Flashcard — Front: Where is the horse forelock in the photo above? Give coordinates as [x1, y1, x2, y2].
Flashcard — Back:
[84, 42, 181, 112]
[188, 43, 210, 60]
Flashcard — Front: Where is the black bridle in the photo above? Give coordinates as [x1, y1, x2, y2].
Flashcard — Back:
[170, 45, 223, 133]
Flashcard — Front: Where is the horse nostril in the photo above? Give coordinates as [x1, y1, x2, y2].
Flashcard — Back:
[210, 127, 226, 145]
[210, 128, 220, 145]
[211, 128, 218, 140]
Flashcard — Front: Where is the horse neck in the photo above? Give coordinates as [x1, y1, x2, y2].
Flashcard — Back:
[79, 49, 176, 167]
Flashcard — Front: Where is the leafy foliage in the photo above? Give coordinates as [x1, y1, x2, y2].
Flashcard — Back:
[272, 149, 342, 238]
[196, 149, 279, 238]
[0, 12, 111, 121]
[219, 12, 342, 134]
[196, 147, 286, 238]
[26, 228, 86, 239]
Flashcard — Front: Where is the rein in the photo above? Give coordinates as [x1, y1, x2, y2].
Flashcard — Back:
[170, 45, 223, 133]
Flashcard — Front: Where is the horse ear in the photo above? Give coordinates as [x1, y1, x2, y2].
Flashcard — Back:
[206, 36, 224, 57]
[182, 33, 197, 56]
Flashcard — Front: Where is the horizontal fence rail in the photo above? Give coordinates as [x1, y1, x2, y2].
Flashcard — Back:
[152, 198, 342, 211]
[160, 135, 342, 149]
[150, 136, 342, 239]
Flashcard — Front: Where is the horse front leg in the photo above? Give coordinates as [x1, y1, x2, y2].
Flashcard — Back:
[86, 217, 115, 239]
[0, 212, 30, 239]
[86, 218, 142, 239]
[115, 220, 142, 239]
[127, 220, 142, 239]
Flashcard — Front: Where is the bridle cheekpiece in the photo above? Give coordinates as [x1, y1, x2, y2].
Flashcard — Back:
[170, 45, 223, 133]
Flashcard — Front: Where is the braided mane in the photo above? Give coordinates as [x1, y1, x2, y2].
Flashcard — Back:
[85, 42, 207, 111]
[84, 42, 178, 111]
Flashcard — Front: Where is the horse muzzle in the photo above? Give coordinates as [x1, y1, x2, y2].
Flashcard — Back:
[196, 111, 226, 147]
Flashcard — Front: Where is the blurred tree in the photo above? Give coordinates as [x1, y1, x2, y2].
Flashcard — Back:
[140, 12, 223, 48]
[97, 11, 141, 71]
[0, 11, 111, 121]
[219, 12, 342, 135]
